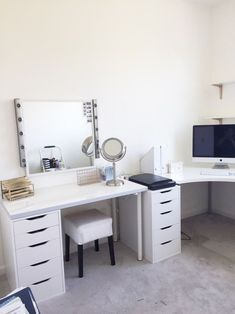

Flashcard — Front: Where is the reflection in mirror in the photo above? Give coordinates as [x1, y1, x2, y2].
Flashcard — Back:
[82, 136, 94, 157]
[103, 139, 122, 158]
[100, 137, 126, 186]
[15, 100, 99, 175]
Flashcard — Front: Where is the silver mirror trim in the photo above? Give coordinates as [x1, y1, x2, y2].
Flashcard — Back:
[92, 99, 100, 158]
[100, 137, 126, 162]
[14, 98, 26, 168]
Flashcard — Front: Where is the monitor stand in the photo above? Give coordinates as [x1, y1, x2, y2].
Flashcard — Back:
[213, 163, 229, 169]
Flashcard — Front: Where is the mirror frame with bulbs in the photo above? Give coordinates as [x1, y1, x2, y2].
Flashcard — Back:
[14, 98, 100, 175]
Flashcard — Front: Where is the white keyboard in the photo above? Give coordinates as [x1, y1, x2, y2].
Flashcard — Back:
[200, 169, 235, 176]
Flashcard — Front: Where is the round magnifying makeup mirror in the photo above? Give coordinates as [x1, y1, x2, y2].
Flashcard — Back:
[81, 136, 94, 166]
[81, 136, 93, 157]
[100, 137, 126, 186]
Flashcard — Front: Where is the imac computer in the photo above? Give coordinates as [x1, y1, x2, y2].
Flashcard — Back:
[192, 124, 235, 169]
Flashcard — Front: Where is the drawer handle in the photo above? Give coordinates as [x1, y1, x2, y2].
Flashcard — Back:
[32, 278, 51, 286]
[161, 240, 172, 245]
[160, 210, 172, 215]
[30, 260, 49, 267]
[160, 190, 172, 194]
[160, 200, 172, 205]
[161, 225, 172, 230]
[29, 241, 48, 248]
[28, 228, 48, 234]
[27, 215, 46, 221]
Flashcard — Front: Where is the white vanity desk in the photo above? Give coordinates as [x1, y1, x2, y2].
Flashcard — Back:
[0, 179, 147, 302]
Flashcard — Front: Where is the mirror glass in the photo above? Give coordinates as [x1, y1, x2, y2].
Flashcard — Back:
[100, 137, 127, 186]
[103, 139, 123, 158]
[20, 100, 96, 174]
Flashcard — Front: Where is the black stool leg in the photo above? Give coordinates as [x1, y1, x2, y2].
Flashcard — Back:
[94, 239, 99, 252]
[65, 234, 70, 262]
[78, 244, 83, 278]
[108, 236, 115, 266]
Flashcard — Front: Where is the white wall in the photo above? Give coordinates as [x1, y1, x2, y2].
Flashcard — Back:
[206, 0, 235, 218]
[210, 0, 235, 84]
[212, 182, 235, 219]
[181, 182, 208, 219]
[0, 0, 211, 272]
[205, 0, 235, 118]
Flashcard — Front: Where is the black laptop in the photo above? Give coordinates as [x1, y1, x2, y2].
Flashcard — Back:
[129, 173, 176, 190]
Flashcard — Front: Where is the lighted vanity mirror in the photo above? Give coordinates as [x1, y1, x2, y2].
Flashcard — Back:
[14, 99, 99, 175]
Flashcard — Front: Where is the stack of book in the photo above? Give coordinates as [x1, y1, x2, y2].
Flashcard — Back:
[0, 296, 29, 314]
[0, 287, 39, 314]
[1, 177, 34, 201]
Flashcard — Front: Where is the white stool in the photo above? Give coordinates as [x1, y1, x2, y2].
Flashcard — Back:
[63, 209, 115, 278]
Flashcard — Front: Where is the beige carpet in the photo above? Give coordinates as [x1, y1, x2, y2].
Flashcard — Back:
[1, 214, 235, 314]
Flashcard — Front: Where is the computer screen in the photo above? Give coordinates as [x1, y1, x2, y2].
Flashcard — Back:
[193, 124, 235, 160]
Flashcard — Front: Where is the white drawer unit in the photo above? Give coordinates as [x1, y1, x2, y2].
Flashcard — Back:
[152, 199, 180, 229]
[154, 223, 180, 244]
[143, 186, 181, 263]
[30, 275, 64, 303]
[153, 238, 181, 262]
[152, 188, 179, 203]
[0, 210, 65, 303]
[15, 225, 60, 249]
[14, 212, 59, 235]
[18, 257, 63, 287]
[16, 238, 61, 268]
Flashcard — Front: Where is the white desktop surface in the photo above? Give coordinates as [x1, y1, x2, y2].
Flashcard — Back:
[167, 167, 235, 184]
[1, 180, 147, 220]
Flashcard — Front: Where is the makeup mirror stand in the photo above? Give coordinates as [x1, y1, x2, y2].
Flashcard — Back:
[100, 137, 126, 186]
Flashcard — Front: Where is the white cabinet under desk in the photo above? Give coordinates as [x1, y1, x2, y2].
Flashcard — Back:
[143, 186, 181, 263]
[119, 185, 181, 263]
[0, 209, 65, 302]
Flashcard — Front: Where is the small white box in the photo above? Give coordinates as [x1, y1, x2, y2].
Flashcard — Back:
[169, 161, 183, 175]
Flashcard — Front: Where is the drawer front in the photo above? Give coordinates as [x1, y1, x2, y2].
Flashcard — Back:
[152, 200, 180, 228]
[153, 238, 181, 263]
[153, 198, 179, 214]
[152, 187, 179, 203]
[14, 212, 59, 235]
[16, 239, 61, 268]
[15, 225, 60, 249]
[30, 275, 64, 303]
[154, 224, 180, 244]
[18, 257, 62, 287]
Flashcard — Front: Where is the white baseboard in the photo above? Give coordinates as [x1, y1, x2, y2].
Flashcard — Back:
[0, 265, 6, 276]
[181, 208, 208, 220]
[212, 208, 235, 220]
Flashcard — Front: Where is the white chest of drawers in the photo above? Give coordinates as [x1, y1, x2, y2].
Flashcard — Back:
[143, 186, 181, 263]
[0, 209, 65, 302]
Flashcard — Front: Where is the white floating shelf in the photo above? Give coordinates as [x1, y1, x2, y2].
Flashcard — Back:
[212, 81, 235, 100]
[203, 116, 235, 124]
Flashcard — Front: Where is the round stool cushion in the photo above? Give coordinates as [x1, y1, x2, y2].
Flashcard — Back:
[63, 209, 113, 245]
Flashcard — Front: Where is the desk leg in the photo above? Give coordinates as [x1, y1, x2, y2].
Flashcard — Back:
[208, 182, 212, 214]
[111, 198, 118, 242]
[137, 193, 143, 261]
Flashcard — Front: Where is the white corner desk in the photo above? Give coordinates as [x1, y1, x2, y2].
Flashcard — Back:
[168, 167, 235, 184]
[167, 166, 235, 213]
[0, 180, 147, 302]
